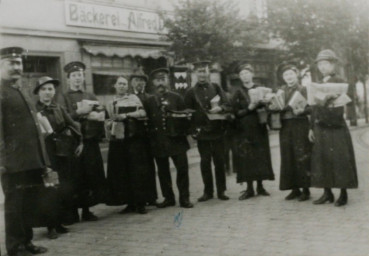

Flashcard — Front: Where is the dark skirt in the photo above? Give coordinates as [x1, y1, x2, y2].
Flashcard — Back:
[279, 118, 311, 190]
[74, 139, 107, 207]
[311, 123, 358, 189]
[106, 137, 152, 206]
[234, 114, 274, 183]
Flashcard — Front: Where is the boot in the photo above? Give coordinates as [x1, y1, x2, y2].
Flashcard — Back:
[81, 208, 98, 221]
[298, 188, 310, 201]
[313, 188, 334, 204]
[256, 181, 270, 196]
[335, 189, 348, 207]
[239, 190, 255, 200]
[217, 191, 230, 201]
[136, 205, 148, 214]
[156, 198, 175, 208]
[285, 188, 301, 200]
[46, 227, 58, 239]
[119, 204, 135, 214]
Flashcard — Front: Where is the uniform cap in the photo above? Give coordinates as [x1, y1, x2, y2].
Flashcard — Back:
[33, 76, 59, 94]
[64, 61, 86, 74]
[277, 61, 299, 76]
[192, 60, 211, 70]
[130, 69, 148, 82]
[238, 63, 254, 73]
[0, 47, 24, 59]
[150, 67, 169, 79]
[315, 49, 339, 63]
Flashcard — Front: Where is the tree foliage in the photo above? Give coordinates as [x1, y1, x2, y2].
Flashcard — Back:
[160, 0, 265, 66]
[265, 0, 369, 81]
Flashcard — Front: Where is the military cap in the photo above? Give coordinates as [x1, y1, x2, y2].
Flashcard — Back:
[129, 70, 148, 82]
[277, 61, 299, 77]
[64, 61, 86, 74]
[192, 60, 211, 70]
[0, 47, 24, 59]
[150, 67, 170, 79]
[315, 49, 339, 63]
[238, 63, 254, 73]
[33, 76, 59, 94]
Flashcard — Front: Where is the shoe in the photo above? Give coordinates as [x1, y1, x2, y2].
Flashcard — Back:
[136, 206, 148, 214]
[180, 200, 194, 208]
[239, 190, 255, 200]
[24, 242, 48, 254]
[55, 225, 69, 234]
[197, 194, 213, 202]
[46, 229, 58, 239]
[119, 205, 136, 214]
[156, 199, 175, 208]
[298, 189, 310, 202]
[335, 193, 348, 207]
[313, 192, 334, 205]
[217, 192, 230, 200]
[285, 189, 301, 200]
[81, 211, 98, 221]
[257, 188, 270, 196]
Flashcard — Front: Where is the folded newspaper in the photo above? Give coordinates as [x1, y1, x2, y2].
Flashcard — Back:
[268, 90, 285, 111]
[87, 111, 105, 122]
[36, 112, 53, 134]
[77, 99, 100, 113]
[307, 82, 349, 106]
[248, 87, 273, 103]
[288, 91, 307, 115]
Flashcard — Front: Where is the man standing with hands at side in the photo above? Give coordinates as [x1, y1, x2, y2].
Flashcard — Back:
[146, 68, 193, 208]
[185, 61, 230, 202]
[1, 47, 54, 256]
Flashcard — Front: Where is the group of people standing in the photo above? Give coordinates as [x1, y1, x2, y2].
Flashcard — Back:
[0, 46, 358, 256]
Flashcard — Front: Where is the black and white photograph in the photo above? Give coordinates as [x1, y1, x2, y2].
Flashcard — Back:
[0, 0, 369, 255]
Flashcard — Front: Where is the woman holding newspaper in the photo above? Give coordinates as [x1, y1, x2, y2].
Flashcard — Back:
[231, 64, 274, 200]
[271, 62, 311, 201]
[34, 76, 83, 238]
[308, 49, 358, 207]
[105, 75, 152, 214]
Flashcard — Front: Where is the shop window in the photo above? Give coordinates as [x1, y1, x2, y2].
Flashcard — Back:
[92, 74, 118, 95]
[23, 57, 48, 73]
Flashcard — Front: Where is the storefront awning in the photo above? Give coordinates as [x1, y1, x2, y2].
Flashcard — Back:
[82, 44, 166, 59]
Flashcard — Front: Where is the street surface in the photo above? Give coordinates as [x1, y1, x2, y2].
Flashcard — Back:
[0, 125, 369, 256]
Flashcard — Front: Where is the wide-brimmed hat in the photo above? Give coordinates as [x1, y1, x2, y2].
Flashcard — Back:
[33, 76, 59, 94]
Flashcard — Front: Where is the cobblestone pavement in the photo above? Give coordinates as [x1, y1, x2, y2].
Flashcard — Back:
[1, 126, 369, 256]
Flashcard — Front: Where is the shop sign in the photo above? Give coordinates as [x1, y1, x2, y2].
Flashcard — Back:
[65, 1, 165, 34]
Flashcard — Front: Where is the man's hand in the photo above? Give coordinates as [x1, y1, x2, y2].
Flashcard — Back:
[75, 143, 84, 157]
[43, 168, 59, 187]
[308, 129, 315, 143]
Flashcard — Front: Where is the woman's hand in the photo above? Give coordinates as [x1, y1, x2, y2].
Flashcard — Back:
[75, 143, 84, 157]
[308, 129, 315, 143]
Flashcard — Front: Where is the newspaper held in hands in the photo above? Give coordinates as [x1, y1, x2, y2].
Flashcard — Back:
[36, 112, 53, 135]
[87, 111, 105, 121]
[207, 94, 227, 120]
[77, 99, 99, 114]
[331, 93, 352, 107]
[288, 91, 307, 115]
[268, 90, 285, 111]
[248, 87, 273, 104]
[307, 82, 349, 106]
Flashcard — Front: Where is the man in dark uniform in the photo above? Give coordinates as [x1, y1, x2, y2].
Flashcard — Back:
[184, 61, 230, 202]
[0, 47, 51, 256]
[146, 68, 194, 208]
[58, 61, 106, 222]
[130, 72, 158, 205]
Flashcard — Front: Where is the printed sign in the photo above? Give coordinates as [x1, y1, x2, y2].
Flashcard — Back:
[65, 1, 165, 34]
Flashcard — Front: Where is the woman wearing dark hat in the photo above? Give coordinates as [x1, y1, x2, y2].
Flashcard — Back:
[309, 49, 358, 207]
[231, 63, 274, 200]
[105, 75, 152, 214]
[275, 62, 311, 201]
[34, 76, 83, 238]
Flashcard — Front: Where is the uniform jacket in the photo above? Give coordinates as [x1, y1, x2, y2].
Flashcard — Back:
[184, 82, 231, 140]
[145, 91, 189, 158]
[0, 80, 50, 173]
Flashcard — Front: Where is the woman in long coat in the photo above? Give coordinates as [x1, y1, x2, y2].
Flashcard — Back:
[34, 76, 83, 238]
[231, 64, 274, 200]
[275, 62, 311, 201]
[105, 75, 151, 214]
[309, 49, 358, 207]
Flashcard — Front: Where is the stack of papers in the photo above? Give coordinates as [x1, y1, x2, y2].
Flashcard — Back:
[288, 91, 307, 115]
[307, 82, 350, 107]
[37, 112, 53, 135]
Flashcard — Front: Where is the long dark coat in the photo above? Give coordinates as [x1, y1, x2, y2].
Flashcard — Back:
[310, 75, 358, 188]
[58, 90, 107, 207]
[105, 94, 152, 206]
[231, 85, 274, 183]
[35, 101, 81, 217]
[278, 85, 311, 190]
